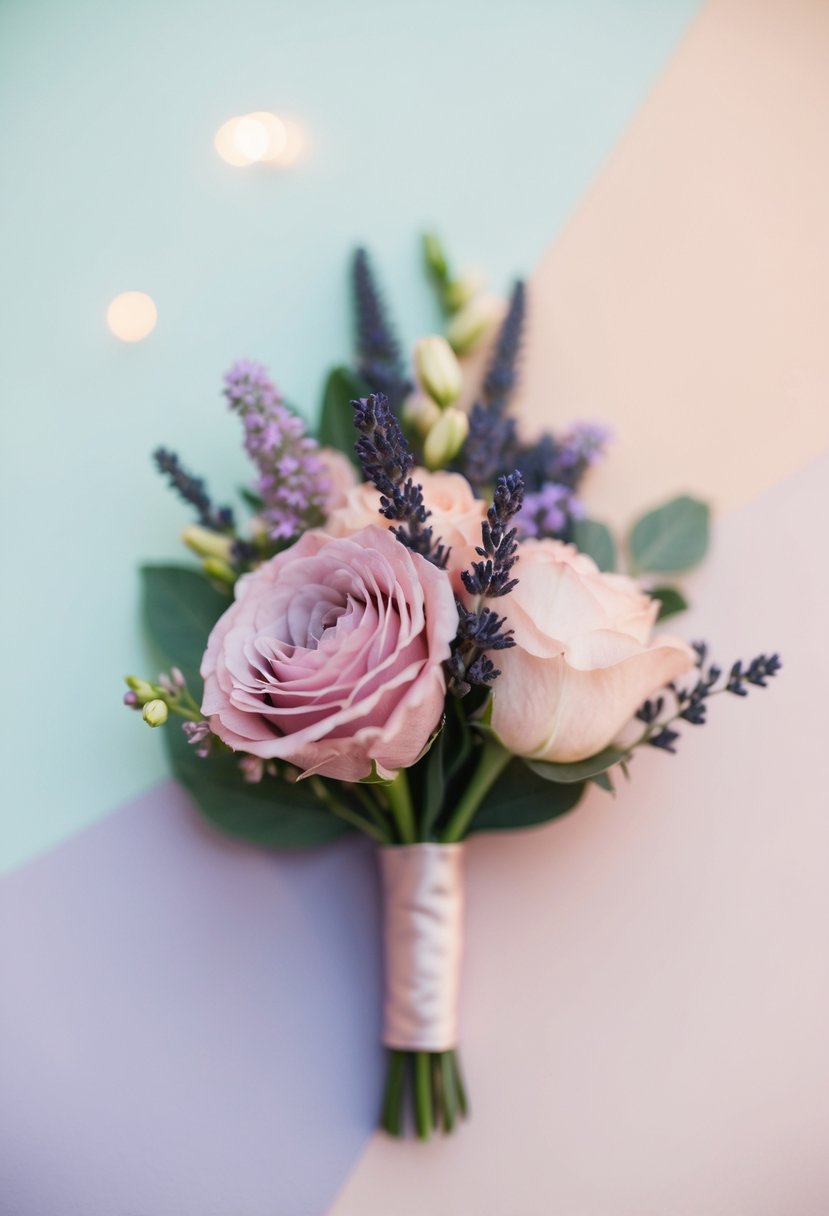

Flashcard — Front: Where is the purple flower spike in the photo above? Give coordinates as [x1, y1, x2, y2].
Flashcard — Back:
[224, 360, 330, 541]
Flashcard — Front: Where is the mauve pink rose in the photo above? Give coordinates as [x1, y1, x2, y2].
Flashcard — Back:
[325, 468, 486, 590]
[201, 525, 458, 781]
[490, 539, 695, 763]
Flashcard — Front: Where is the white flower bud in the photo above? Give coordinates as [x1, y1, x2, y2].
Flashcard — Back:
[202, 556, 237, 585]
[182, 525, 234, 562]
[423, 232, 449, 281]
[414, 336, 463, 408]
[423, 407, 470, 471]
[142, 699, 169, 727]
[402, 393, 442, 438]
[126, 676, 156, 702]
[446, 293, 502, 355]
[445, 272, 486, 313]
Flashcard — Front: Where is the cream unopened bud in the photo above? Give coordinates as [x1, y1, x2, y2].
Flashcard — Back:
[202, 557, 237, 585]
[423, 232, 449, 281]
[414, 336, 463, 408]
[446, 293, 502, 355]
[182, 525, 234, 562]
[126, 676, 156, 702]
[402, 394, 442, 438]
[445, 272, 486, 313]
[423, 407, 470, 470]
[142, 699, 168, 727]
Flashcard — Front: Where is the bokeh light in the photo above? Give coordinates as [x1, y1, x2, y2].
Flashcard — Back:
[106, 292, 157, 342]
[214, 112, 301, 167]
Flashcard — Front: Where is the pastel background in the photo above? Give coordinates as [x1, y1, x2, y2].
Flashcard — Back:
[2, 1, 828, 1213]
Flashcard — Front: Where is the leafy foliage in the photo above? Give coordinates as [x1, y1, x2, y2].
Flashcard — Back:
[468, 758, 586, 834]
[650, 585, 689, 621]
[142, 565, 230, 689]
[318, 365, 369, 466]
[142, 563, 347, 848]
[571, 518, 616, 572]
[628, 495, 710, 574]
[163, 724, 351, 848]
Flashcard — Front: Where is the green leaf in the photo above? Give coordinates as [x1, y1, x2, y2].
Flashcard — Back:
[238, 487, 265, 512]
[142, 564, 231, 690]
[572, 518, 617, 572]
[591, 770, 615, 794]
[628, 495, 710, 574]
[650, 585, 689, 621]
[318, 366, 370, 465]
[164, 723, 350, 849]
[526, 745, 629, 784]
[467, 758, 586, 834]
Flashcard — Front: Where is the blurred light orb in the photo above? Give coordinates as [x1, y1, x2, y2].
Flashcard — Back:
[107, 292, 157, 342]
[214, 111, 293, 166]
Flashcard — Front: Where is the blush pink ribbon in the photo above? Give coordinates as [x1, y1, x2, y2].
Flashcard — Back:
[378, 844, 465, 1052]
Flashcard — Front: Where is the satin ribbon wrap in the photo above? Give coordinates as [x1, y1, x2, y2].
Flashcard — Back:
[378, 843, 465, 1052]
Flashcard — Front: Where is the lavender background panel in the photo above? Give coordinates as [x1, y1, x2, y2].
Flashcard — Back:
[0, 786, 383, 1216]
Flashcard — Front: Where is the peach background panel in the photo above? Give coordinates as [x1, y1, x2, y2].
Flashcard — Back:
[520, 0, 829, 527]
[331, 0, 829, 1209]
[330, 449, 829, 1216]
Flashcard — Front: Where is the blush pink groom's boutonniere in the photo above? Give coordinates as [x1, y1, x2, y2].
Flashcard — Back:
[123, 234, 781, 1138]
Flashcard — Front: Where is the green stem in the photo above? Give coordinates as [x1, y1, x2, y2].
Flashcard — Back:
[309, 779, 390, 844]
[440, 738, 511, 843]
[353, 785, 393, 838]
[414, 1051, 433, 1140]
[385, 770, 417, 844]
[452, 1050, 469, 1118]
[438, 1051, 457, 1133]
[380, 1049, 407, 1136]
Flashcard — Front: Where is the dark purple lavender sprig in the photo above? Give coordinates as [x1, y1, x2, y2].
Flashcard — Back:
[351, 392, 448, 567]
[153, 448, 236, 533]
[448, 472, 525, 696]
[460, 282, 525, 492]
[481, 280, 526, 412]
[461, 472, 524, 599]
[353, 248, 412, 412]
[635, 642, 782, 754]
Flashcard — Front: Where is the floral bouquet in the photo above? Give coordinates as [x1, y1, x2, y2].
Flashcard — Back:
[124, 235, 780, 1138]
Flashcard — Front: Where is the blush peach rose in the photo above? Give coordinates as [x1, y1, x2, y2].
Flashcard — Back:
[489, 539, 695, 763]
[201, 525, 458, 781]
[325, 467, 486, 589]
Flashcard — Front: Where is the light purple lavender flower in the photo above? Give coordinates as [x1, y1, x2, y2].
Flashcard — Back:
[182, 719, 213, 758]
[517, 482, 584, 540]
[239, 755, 265, 783]
[224, 359, 330, 541]
[556, 422, 612, 471]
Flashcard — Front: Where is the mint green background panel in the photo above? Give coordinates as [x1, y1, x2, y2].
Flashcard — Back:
[0, 0, 700, 871]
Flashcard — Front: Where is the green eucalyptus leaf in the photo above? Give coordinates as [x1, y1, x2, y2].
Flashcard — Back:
[628, 495, 710, 574]
[650, 585, 689, 621]
[318, 366, 369, 464]
[572, 518, 617, 572]
[142, 564, 231, 690]
[468, 758, 586, 834]
[526, 745, 629, 785]
[164, 723, 350, 849]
